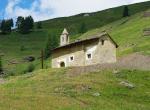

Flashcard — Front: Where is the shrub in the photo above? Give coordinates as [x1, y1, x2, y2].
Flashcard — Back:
[24, 64, 35, 73]
[2, 69, 15, 78]
[123, 6, 130, 17]
[20, 45, 26, 51]
[37, 22, 42, 29]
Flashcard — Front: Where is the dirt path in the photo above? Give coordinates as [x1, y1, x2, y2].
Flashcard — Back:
[117, 53, 150, 70]
[67, 53, 150, 76]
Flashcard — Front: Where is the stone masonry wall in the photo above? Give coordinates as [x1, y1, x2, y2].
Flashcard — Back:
[52, 35, 117, 68]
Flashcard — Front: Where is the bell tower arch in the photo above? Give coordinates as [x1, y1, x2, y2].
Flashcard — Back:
[60, 28, 69, 46]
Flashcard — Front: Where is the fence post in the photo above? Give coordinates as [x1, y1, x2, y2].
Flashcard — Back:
[41, 50, 44, 69]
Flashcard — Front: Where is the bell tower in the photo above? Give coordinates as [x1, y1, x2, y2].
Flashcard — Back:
[60, 28, 69, 46]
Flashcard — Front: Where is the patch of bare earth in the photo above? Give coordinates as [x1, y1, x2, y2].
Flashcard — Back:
[0, 78, 6, 84]
[67, 53, 150, 77]
[117, 53, 150, 70]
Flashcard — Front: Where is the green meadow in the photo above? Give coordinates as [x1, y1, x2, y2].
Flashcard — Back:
[0, 69, 149, 110]
[0, 1, 150, 75]
[0, 1, 150, 110]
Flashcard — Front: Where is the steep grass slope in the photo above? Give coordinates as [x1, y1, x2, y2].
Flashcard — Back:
[79, 11, 150, 56]
[42, 1, 150, 35]
[0, 1, 150, 75]
[0, 30, 50, 75]
[0, 2, 150, 108]
[0, 69, 149, 110]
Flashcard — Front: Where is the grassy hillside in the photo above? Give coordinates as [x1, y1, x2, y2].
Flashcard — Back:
[43, 1, 150, 36]
[78, 11, 150, 56]
[0, 2, 150, 109]
[0, 30, 50, 75]
[0, 69, 149, 110]
[0, 1, 150, 76]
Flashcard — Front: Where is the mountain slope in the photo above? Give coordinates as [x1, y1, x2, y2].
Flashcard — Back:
[78, 11, 150, 56]
[0, 1, 150, 75]
[42, 1, 150, 36]
[0, 2, 150, 109]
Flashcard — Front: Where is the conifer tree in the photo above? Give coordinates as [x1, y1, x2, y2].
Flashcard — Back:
[28, 16, 34, 29]
[0, 19, 13, 34]
[0, 20, 5, 33]
[44, 34, 59, 59]
[16, 16, 34, 34]
[123, 6, 129, 17]
[16, 16, 24, 30]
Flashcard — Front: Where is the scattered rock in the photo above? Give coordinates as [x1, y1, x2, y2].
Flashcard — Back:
[8, 59, 20, 65]
[0, 53, 4, 57]
[113, 70, 120, 74]
[54, 87, 65, 93]
[119, 81, 135, 89]
[92, 92, 101, 97]
[23, 56, 35, 62]
[75, 84, 92, 91]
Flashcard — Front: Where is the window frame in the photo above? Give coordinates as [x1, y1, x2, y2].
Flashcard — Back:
[101, 39, 105, 45]
[86, 53, 92, 60]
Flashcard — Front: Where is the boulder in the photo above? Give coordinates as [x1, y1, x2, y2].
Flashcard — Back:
[113, 70, 120, 74]
[75, 84, 92, 91]
[54, 87, 65, 93]
[23, 56, 35, 62]
[8, 59, 20, 65]
[120, 81, 135, 89]
[92, 92, 101, 97]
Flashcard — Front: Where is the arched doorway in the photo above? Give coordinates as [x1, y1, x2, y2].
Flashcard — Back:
[60, 62, 65, 67]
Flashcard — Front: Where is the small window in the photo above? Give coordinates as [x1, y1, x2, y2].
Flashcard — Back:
[86, 53, 92, 60]
[69, 56, 74, 62]
[101, 40, 105, 45]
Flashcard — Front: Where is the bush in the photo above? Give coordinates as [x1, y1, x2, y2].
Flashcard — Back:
[123, 6, 130, 17]
[37, 22, 42, 29]
[2, 69, 15, 78]
[24, 64, 35, 73]
[20, 45, 26, 51]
